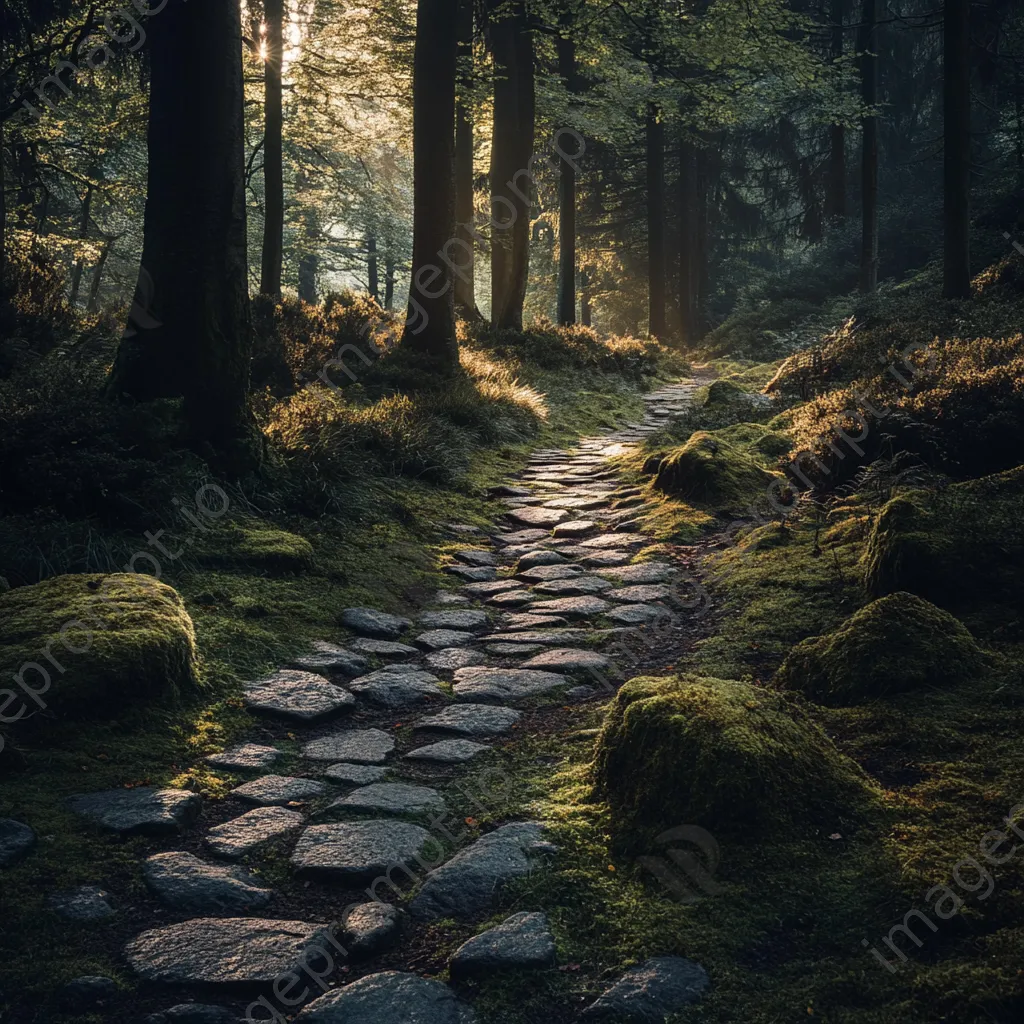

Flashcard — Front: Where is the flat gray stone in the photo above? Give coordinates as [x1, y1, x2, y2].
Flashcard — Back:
[244, 670, 355, 722]
[507, 506, 568, 527]
[606, 603, 670, 625]
[479, 629, 590, 645]
[488, 485, 532, 497]
[340, 607, 413, 639]
[578, 533, 648, 549]
[521, 648, 612, 672]
[414, 629, 476, 650]
[231, 775, 327, 806]
[454, 550, 498, 567]
[515, 549, 568, 570]
[414, 704, 522, 737]
[405, 739, 489, 763]
[328, 783, 445, 817]
[0, 818, 35, 867]
[409, 822, 552, 920]
[343, 902, 401, 957]
[349, 637, 420, 657]
[461, 579, 524, 596]
[425, 647, 489, 672]
[205, 743, 281, 771]
[449, 911, 556, 978]
[552, 519, 599, 537]
[348, 668, 446, 708]
[293, 972, 476, 1023]
[303, 729, 396, 764]
[485, 590, 536, 608]
[528, 596, 611, 618]
[47, 885, 115, 921]
[143, 851, 272, 913]
[453, 667, 568, 703]
[534, 575, 613, 596]
[543, 495, 609, 510]
[322, 763, 388, 785]
[290, 641, 369, 676]
[501, 613, 570, 629]
[419, 609, 489, 631]
[517, 564, 584, 582]
[433, 590, 471, 605]
[565, 685, 599, 700]
[579, 551, 633, 567]
[125, 918, 332, 985]
[68, 788, 200, 837]
[205, 806, 304, 859]
[599, 562, 677, 584]
[499, 529, 550, 544]
[581, 956, 710, 1020]
[487, 643, 542, 655]
[290, 821, 432, 882]
[445, 564, 499, 582]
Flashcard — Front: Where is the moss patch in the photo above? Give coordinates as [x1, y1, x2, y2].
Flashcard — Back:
[775, 592, 986, 705]
[194, 523, 315, 573]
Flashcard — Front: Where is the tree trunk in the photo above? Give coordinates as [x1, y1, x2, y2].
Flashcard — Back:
[107, 0, 260, 469]
[488, 0, 534, 330]
[260, 0, 284, 299]
[858, 0, 878, 293]
[454, 0, 476, 316]
[367, 234, 379, 301]
[402, 0, 460, 369]
[694, 143, 710, 334]
[555, 12, 576, 326]
[86, 238, 112, 312]
[942, 0, 971, 299]
[384, 254, 395, 310]
[580, 266, 592, 326]
[69, 182, 94, 306]
[825, 0, 846, 221]
[646, 103, 666, 339]
[678, 130, 695, 345]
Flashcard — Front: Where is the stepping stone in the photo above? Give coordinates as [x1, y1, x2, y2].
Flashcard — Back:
[579, 550, 633, 567]
[231, 775, 327, 806]
[425, 647, 488, 672]
[419, 609, 489, 631]
[565, 685, 599, 700]
[578, 533, 648, 549]
[414, 628, 476, 650]
[487, 643, 542, 655]
[606, 603, 670, 625]
[205, 743, 281, 771]
[445, 564, 498, 582]
[453, 667, 568, 703]
[205, 806, 303, 859]
[515, 549, 568, 570]
[409, 821, 552, 920]
[449, 911, 556, 979]
[607, 584, 674, 603]
[348, 668, 447, 708]
[552, 519, 599, 538]
[47, 885, 115, 921]
[499, 528, 550, 544]
[534, 575, 613, 596]
[290, 641, 368, 677]
[57, 977, 116, 1008]
[244, 670, 355, 723]
[292, 971, 475, 1023]
[125, 918, 333, 985]
[327, 782, 445, 817]
[528, 596, 611, 618]
[143, 851, 272, 913]
[454, 550, 498, 567]
[581, 956, 710, 1020]
[349, 637, 420, 657]
[302, 729, 395, 763]
[543, 496, 609, 511]
[0, 819, 35, 867]
[340, 607, 413, 639]
[446, 523, 482, 534]
[502, 613, 570, 629]
[517, 564, 584, 582]
[291, 821, 432, 882]
[406, 739, 489, 763]
[485, 590, 535, 608]
[433, 590, 470, 605]
[322, 763, 388, 785]
[462, 579, 526, 597]
[68, 788, 200, 837]
[488, 484, 532, 497]
[479, 629, 590, 645]
[521, 648, 612, 672]
[414, 704, 522, 737]
[599, 562, 677, 583]
[506, 506, 568, 527]
[342, 902, 402, 957]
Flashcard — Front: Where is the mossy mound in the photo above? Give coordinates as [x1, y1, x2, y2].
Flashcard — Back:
[775, 592, 985, 705]
[0, 573, 199, 724]
[714, 421, 793, 462]
[651, 431, 777, 509]
[592, 674, 873, 840]
[196, 525, 314, 573]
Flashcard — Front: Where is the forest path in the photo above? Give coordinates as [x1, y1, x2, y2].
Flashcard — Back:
[80, 378, 715, 1023]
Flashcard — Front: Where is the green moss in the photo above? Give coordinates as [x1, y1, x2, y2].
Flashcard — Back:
[0, 573, 199, 725]
[713, 421, 793, 463]
[591, 674, 875, 843]
[775, 592, 986, 705]
[194, 524, 315, 573]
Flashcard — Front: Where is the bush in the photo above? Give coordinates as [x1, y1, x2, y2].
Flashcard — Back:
[774, 592, 985, 705]
[591, 674, 874, 841]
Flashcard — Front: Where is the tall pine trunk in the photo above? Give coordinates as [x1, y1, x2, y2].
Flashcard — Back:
[858, 0, 878, 293]
[694, 143, 710, 334]
[555, 12, 576, 326]
[646, 104, 666, 339]
[367, 234, 379, 301]
[942, 0, 971, 299]
[403, 0, 460, 369]
[678, 130, 695, 345]
[454, 0, 477, 317]
[69, 181, 94, 306]
[825, 0, 847, 221]
[107, 0, 260, 469]
[384, 255, 395, 310]
[260, 0, 284, 299]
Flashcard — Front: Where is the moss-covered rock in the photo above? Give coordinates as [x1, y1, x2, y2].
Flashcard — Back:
[592, 674, 873, 840]
[714, 421, 793, 463]
[775, 592, 985, 704]
[0, 573, 200, 723]
[196, 525, 314, 573]
[651, 431, 778, 509]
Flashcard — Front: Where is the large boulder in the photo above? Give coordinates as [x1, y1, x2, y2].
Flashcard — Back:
[592, 675, 873, 840]
[775, 592, 986, 704]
